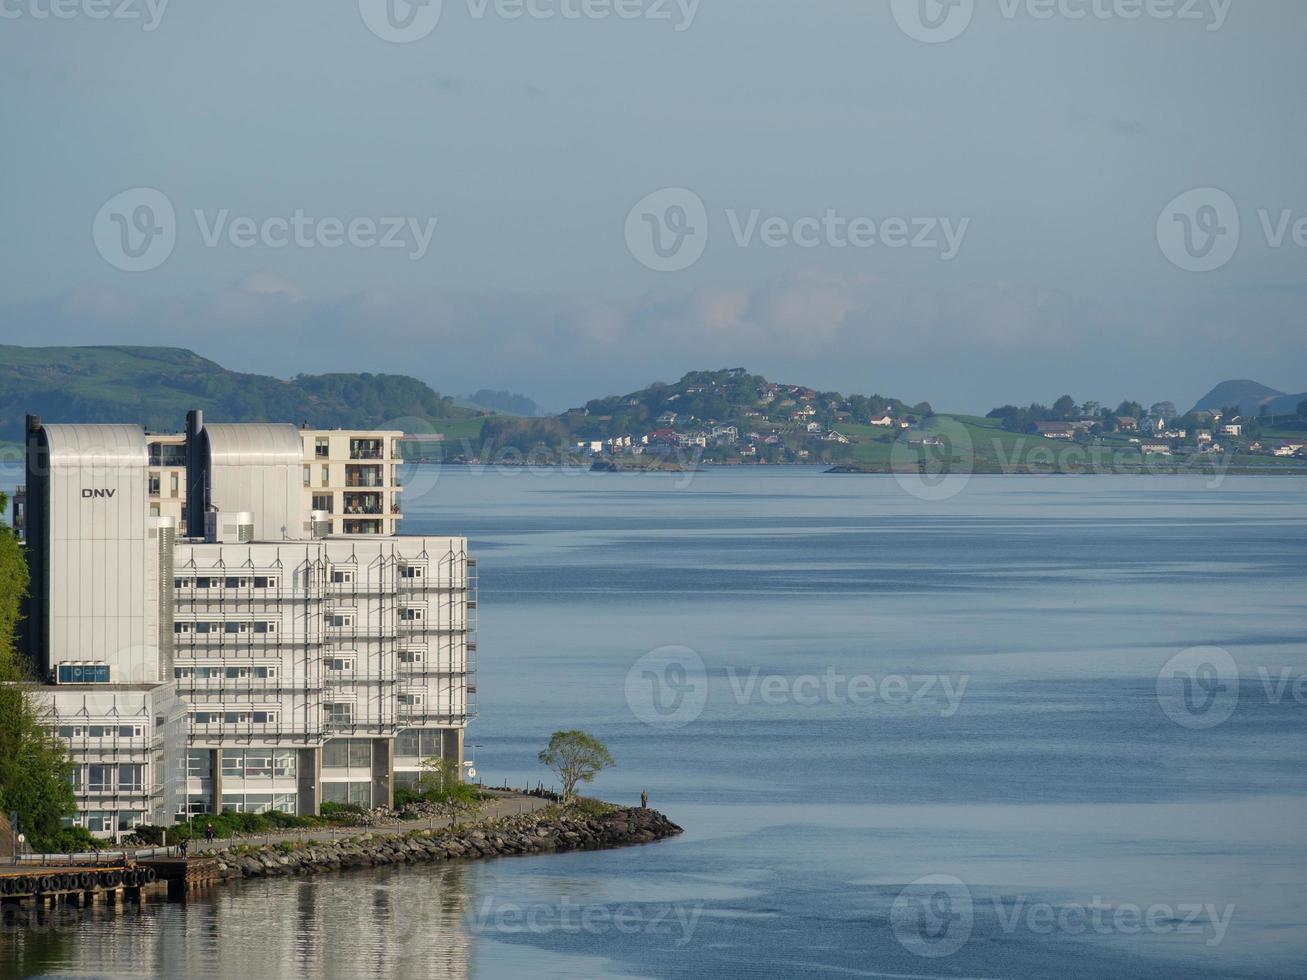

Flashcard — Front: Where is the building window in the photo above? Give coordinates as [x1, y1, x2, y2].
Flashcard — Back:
[118, 764, 144, 793]
[321, 464, 330, 488]
[396, 729, 446, 759]
[331, 569, 353, 584]
[312, 493, 334, 514]
[56, 664, 110, 684]
[398, 693, 424, 707]
[315, 437, 330, 458]
[303, 465, 311, 487]
[398, 650, 422, 665]
[187, 750, 212, 779]
[322, 739, 370, 769]
[395, 730, 420, 758]
[325, 656, 355, 672]
[170, 473, 179, 497]
[322, 782, 372, 807]
[324, 703, 354, 727]
[400, 565, 424, 579]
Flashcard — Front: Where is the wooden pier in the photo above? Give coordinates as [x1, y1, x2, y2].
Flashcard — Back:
[0, 863, 164, 912]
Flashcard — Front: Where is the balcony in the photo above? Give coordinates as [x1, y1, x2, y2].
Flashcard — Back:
[343, 492, 384, 515]
[350, 439, 385, 460]
[148, 447, 186, 467]
[345, 466, 385, 488]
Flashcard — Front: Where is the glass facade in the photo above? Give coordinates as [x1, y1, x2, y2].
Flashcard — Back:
[321, 782, 372, 807]
[220, 793, 297, 814]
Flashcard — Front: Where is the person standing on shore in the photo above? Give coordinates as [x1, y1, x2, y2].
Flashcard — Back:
[640, 789, 648, 809]
[205, 823, 215, 844]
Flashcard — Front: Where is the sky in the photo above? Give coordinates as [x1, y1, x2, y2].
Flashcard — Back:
[1, 0, 1304, 414]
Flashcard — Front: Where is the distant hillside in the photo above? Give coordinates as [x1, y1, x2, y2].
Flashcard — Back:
[466, 368, 931, 465]
[0, 345, 473, 440]
[1191, 379, 1307, 418]
[466, 389, 543, 417]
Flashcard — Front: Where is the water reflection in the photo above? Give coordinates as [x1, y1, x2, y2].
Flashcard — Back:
[3, 863, 474, 980]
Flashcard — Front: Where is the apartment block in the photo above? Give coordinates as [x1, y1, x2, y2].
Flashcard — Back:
[301, 429, 405, 537]
[140, 425, 405, 538]
[18, 413, 473, 838]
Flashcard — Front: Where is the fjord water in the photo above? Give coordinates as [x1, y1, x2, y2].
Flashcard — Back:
[7, 468, 1307, 978]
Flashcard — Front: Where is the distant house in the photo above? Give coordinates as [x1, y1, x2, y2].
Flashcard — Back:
[1196, 430, 1213, 444]
[656, 412, 678, 426]
[794, 405, 817, 419]
[805, 421, 823, 433]
[1035, 421, 1075, 440]
[868, 415, 895, 427]
[1221, 423, 1243, 437]
[1115, 417, 1139, 432]
[1273, 441, 1305, 457]
[824, 430, 850, 444]
[1139, 441, 1173, 456]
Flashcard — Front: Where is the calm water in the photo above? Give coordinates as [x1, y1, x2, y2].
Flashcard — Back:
[4, 468, 1307, 978]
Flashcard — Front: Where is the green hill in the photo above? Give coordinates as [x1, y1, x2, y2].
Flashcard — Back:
[1191, 379, 1307, 418]
[0, 345, 474, 440]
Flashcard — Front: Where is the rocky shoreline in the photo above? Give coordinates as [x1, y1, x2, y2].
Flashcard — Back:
[204, 805, 682, 883]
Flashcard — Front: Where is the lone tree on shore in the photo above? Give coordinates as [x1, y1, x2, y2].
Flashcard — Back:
[538, 730, 614, 802]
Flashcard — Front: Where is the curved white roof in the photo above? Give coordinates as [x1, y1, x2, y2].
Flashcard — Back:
[41, 424, 147, 466]
[202, 423, 303, 465]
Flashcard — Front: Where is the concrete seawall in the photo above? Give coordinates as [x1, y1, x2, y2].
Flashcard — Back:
[204, 805, 682, 884]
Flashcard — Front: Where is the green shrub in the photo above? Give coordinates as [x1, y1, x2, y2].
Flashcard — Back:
[44, 827, 99, 853]
[131, 824, 167, 845]
[320, 802, 366, 817]
[570, 797, 615, 818]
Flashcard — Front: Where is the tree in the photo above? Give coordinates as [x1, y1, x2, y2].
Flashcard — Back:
[538, 730, 614, 802]
[1150, 401, 1177, 422]
[1052, 395, 1077, 418]
[0, 492, 81, 852]
[420, 757, 462, 799]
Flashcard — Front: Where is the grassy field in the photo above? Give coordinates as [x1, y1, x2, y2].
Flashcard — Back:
[833, 414, 1306, 474]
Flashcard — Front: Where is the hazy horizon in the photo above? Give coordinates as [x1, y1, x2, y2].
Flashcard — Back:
[2, 1, 1304, 414]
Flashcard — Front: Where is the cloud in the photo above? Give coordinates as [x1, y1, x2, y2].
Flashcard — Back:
[2, 267, 1303, 412]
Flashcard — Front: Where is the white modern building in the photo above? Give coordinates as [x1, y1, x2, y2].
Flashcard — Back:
[144, 421, 406, 539]
[20, 412, 474, 837]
